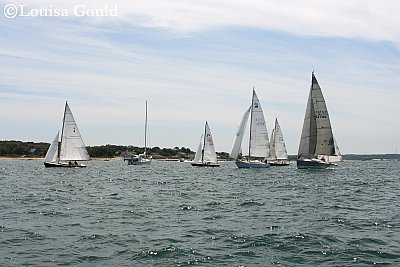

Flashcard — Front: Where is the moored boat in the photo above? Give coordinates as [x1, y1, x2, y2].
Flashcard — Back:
[125, 101, 152, 165]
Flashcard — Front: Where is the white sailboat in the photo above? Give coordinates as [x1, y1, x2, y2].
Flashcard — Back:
[44, 102, 90, 168]
[269, 118, 289, 166]
[230, 88, 270, 168]
[297, 72, 342, 169]
[125, 101, 152, 165]
[191, 121, 220, 167]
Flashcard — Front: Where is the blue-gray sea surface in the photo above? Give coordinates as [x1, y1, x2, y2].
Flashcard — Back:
[0, 160, 399, 266]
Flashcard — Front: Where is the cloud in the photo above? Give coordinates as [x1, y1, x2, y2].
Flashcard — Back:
[5, 0, 400, 44]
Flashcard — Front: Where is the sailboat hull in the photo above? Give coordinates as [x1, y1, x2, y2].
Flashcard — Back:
[235, 160, 270, 168]
[191, 162, 220, 167]
[44, 162, 87, 168]
[124, 157, 151, 165]
[296, 159, 336, 169]
[269, 160, 290, 166]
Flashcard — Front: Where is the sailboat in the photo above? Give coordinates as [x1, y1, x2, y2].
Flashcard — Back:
[269, 118, 289, 166]
[191, 121, 220, 167]
[230, 88, 270, 168]
[297, 72, 342, 169]
[44, 102, 90, 168]
[125, 101, 152, 165]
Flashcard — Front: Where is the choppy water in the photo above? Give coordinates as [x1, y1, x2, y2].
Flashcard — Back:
[0, 160, 399, 266]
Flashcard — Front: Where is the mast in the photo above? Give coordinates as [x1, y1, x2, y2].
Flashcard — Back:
[144, 101, 148, 158]
[201, 121, 207, 163]
[58, 101, 68, 162]
[248, 88, 255, 161]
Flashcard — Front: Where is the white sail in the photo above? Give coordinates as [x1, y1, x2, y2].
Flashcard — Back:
[273, 119, 288, 160]
[193, 134, 204, 164]
[298, 73, 335, 159]
[269, 128, 276, 160]
[230, 106, 251, 159]
[249, 90, 270, 158]
[44, 132, 59, 163]
[193, 122, 218, 164]
[202, 122, 218, 163]
[59, 102, 90, 161]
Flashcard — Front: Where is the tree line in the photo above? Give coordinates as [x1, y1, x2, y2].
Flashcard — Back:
[0, 140, 197, 159]
[2, 140, 398, 161]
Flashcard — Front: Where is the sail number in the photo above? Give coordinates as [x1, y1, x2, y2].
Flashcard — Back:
[254, 118, 265, 126]
[314, 110, 328, 119]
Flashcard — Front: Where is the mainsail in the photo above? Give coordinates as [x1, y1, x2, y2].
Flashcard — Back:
[59, 102, 90, 161]
[202, 122, 218, 163]
[298, 73, 335, 159]
[249, 90, 270, 158]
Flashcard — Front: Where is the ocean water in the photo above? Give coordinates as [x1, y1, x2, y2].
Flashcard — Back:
[0, 160, 399, 266]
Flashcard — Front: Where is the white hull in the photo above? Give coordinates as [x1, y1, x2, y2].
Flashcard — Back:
[269, 160, 290, 166]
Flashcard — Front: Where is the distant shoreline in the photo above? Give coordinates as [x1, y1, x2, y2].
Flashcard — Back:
[0, 157, 185, 162]
[0, 157, 122, 161]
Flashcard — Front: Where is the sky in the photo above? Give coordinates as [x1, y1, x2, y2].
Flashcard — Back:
[0, 0, 399, 154]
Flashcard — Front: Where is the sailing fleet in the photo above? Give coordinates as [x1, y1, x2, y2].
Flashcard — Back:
[44, 72, 342, 169]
